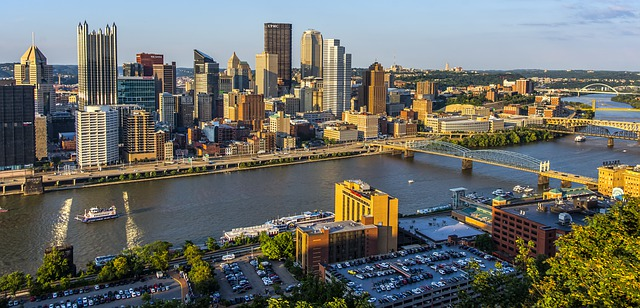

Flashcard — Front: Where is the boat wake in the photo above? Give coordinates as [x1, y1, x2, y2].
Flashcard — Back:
[123, 192, 142, 249]
[51, 198, 72, 246]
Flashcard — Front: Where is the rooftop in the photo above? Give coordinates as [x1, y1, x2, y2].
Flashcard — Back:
[498, 202, 591, 232]
[298, 220, 376, 235]
[398, 215, 485, 242]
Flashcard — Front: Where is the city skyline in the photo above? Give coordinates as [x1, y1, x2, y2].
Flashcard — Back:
[0, 0, 638, 71]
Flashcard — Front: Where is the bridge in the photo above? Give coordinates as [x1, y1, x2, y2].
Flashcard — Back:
[370, 139, 597, 188]
[528, 117, 640, 146]
[538, 83, 637, 96]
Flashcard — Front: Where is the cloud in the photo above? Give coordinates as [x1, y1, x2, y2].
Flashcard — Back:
[578, 5, 636, 22]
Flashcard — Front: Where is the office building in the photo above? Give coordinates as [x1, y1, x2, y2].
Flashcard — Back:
[136, 53, 163, 76]
[412, 99, 433, 122]
[323, 39, 351, 118]
[153, 62, 177, 94]
[343, 111, 379, 140]
[268, 111, 290, 134]
[515, 78, 534, 95]
[0, 86, 35, 170]
[196, 93, 213, 123]
[14, 43, 55, 115]
[264, 23, 292, 91]
[598, 163, 640, 197]
[296, 220, 378, 274]
[335, 179, 398, 253]
[117, 77, 157, 113]
[323, 123, 358, 143]
[300, 29, 323, 78]
[416, 81, 438, 100]
[360, 62, 386, 115]
[159, 92, 177, 128]
[255, 52, 278, 98]
[122, 62, 144, 77]
[76, 105, 118, 168]
[77, 22, 118, 111]
[237, 93, 265, 130]
[226, 52, 252, 92]
[123, 110, 155, 162]
[35, 115, 48, 161]
[193, 49, 219, 122]
[282, 94, 301, 115]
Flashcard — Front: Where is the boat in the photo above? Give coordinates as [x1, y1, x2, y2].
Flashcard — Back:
[94, 255, 116, 267]
[75, 206, 118, 223]
[0, 207, 8, 213]
[523, 186, 534, 193]
[574, 135, 586, 142]
[408, 180, 415, 184]
[513, 185, 524, 193]
[265, 211, 335, 232]
[492, 188, 505, 196]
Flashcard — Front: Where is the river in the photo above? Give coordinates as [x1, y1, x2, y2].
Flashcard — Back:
[0, 94, 638, 275]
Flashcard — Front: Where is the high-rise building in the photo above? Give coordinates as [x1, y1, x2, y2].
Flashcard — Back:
[153, 130, 169, 161]
[196, 93, 213, 123]
[361, 62, 386, 115]
[14, 43, 55, 115]
[264, 23, 292, 91]
[122, 62, 144, 77]
[515, 78, 534, 95]
[412, 98, 433, 122]
[226, 52, 252, 92]
[416, 81, 438, 100]
[123, 109, 155, 162]
[334, 179, 398, 253]
[237, 93, 265, 130]
[322, 39, 352, 119]
[35, 115, 48, 161]
[117, 77, 157, 113]
[269, 111, 290, 134]
[136, 53, 163, 77]
[0, 86, 35, 170]
[75, 105, 118, 168]
[255, 52, 279, 98]
[159, 92, 177, 128]
[193, 50, 219, 122]
[300, 29, 323, 79]
[77, 22, 118, 111]
[152, 62, 176, 94]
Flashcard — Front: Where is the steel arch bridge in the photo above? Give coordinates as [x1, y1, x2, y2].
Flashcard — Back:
[403, 140, 550, 172]
[528, 123, 639, 141]
[578, 83, 619, 95]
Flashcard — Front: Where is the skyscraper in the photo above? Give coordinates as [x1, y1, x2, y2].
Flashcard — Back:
[264, 23, 292, 92]
[300, 29, 323, 79]
[123, 109, 155, 162]
[136, 53, 163, 76]
[415, 80, 438, 100]
[153, 62, 177, 94]
[14, 42, 54, 115]
[193, 50, 219, 122]
[117, 76, 157, 113]
[361, 62, 386, 114]
[77, 22, 118, 111]
[0, 86, 35, 170]
[226, 52, 252, 92]
[255, 52, 278, 98]
[75, 105, 118, 168]
[322, 39, 351, 118]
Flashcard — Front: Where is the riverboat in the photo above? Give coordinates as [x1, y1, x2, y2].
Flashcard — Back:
[94, 255, 116, 266]
[575, 135, 586, 142]
[75, 206, 118, 223]
[0, 207, 8, 213]
[266, 211, 335, 232]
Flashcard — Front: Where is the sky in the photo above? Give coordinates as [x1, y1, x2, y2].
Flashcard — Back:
[1, 0, 638, 71]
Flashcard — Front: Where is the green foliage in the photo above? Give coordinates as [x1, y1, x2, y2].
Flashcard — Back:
[610, 94, 640, 108]
[500, 93, 535, 105]
[0, 271, 29, 295]
[528, 200, 640, 307]
[182, 244, 217, 295]
[36, 247, 70, 285]
[281, 276, 372, 308]
[205, 237, 219, 251]
[446, 93, 486, 106]
[260, 232, 295, 260]
[447, 128, 555, 148]
[395, 71, 523, 89]
[474, 233, 496, 253]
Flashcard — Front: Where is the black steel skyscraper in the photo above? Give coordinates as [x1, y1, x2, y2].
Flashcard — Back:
[264, 23, 292, 93]
[0, 86, 35, 170]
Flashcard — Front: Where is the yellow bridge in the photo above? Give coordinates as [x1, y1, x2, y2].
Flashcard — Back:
[371, 139, 597, 188]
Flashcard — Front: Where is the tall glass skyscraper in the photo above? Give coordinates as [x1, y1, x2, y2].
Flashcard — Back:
[322, 39, 351, 118]
[300, 29, 323, 79]
[193, 49, 219, 122]
[77, 22, 118, 111]
[14, 43, 54, 115]
[264, 23, 292, 91]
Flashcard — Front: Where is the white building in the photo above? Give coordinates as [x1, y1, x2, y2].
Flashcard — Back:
[322, 39, 351, 119]
[255, 52, 278, 98]
[76, 105, 118, 168]
[159, 92, 176, 128]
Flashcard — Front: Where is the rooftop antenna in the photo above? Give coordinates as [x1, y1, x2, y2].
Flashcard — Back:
[32, 32, 35, 47]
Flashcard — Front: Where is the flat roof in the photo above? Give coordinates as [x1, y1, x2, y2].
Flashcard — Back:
[325, 245, 509, 306]
[398, 215, 485, 242]
[498, 202, 590, 232]
[298, 220, 375, 235]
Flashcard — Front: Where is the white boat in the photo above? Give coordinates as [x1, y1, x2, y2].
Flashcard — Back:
[492, 188, 504, 196]
[523, 186, 534, 193]
[513, 185, 524, 193]
[408, 180, 414, 184]
[574, 135, 586, 142]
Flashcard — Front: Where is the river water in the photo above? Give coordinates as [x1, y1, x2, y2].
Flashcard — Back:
[0, 94, 638, 275]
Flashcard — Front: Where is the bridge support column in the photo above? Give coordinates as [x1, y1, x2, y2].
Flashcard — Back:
[608, 138, 614, 147]
[538, 175, 549, 187]
[462, 159, 473, 170]
[403, 150, 414, 158]
[73, 179, 76, 186]
[560, 180, 572, 188]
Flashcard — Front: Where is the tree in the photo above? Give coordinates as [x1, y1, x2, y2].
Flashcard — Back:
[474, 233, 496, 253]
[1, 271, 28, 295]
[206, 237, 219, 251]
[36, 247, 70, 285]
[112, 256, 131, 279]
[526, 200, 640, 307]
[260, 232, 295, 260]
[183, 244, 203, 266]
[458, 259, 532, 308]
[189, 260, 216, 295]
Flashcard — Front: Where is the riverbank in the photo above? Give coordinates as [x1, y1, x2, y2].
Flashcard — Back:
[39, 149, 379, 194]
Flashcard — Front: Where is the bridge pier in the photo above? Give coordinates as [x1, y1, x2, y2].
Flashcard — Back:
[608, 138, 614, 147]
[560, 180, 572, 188]
[462, 159, 473, 170]
[538, 174, 549, 187]
[403, 150, 414, 158]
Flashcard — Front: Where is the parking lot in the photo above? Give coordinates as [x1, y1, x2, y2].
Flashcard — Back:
[22, 274, 182, 308]
[214, 255, 298, 305]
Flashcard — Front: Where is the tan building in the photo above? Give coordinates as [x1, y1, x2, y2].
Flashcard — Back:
[154, 130, 169, 161]
[152, 62, 177, 94]
[412, 99, 433, 123]
[269, 111, 290, 134]
[335, 179, 398, 253]
[255, 52, 278, 98]
[300, 29, 323, 79]
[124, 110, 155, 162]
[164, 141, 174, 161]
[416, 81, 438, 100]
[343, 111, 379, 140]
[360, 62, 386, 115]
[598, 163, 640, 197]
[14, 44, 55, 115]
[515, 78, 533, 95]
[238, 93, 265, 130]
[35, 115, 48, 160]
[296, 220, 378, 274]
[323, 123, 358, 143]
